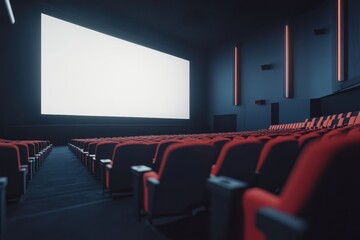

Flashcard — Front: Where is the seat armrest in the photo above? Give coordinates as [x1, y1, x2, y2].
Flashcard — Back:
[131, 165, 153, 220]
[0, 178, 7, 188]
[19, 168, 27, 193]
[256, 207, 307, 240]
[131, 165, 152, 173]
[100, 159, 111, 164]
[20, 166, 28, 173]
[89, 155, 96, 175]
[0, 177, 7, 236]
[147, 178, 159, 185]
[207, 176, 248, 197]
[243, 188, 280, 240]
[207, 176, 249, 240]
[29, 156, 38, 172]
[86, 154, 95, 172]
[27, 158, 34, 180]
[146, 177, 160, 218]
[100, 159, 112, 188]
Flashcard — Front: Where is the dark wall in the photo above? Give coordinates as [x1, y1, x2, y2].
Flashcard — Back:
[207, 0, 334, 129]
[0, 1, 209, 144]
[279, 100, 311, 123]
[292, 1, 333, 98]
[341, 0, 360, 89]
[207, 44, 245, 131]
[314, 85, 360, 116]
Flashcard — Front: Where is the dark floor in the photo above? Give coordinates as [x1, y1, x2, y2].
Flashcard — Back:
[3, 146, 209, 240]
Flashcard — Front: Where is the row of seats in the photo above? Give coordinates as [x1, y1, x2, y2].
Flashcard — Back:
[0, 139, 52, 238]
[68, 135, 230, 194]
[68, 111, 360, 239]
[269, 111, 360, 130]
[0, 139, 52, 200]
[209, 127, 360, 240]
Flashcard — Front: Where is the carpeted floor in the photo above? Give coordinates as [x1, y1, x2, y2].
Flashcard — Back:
[3, 146, 209, 240]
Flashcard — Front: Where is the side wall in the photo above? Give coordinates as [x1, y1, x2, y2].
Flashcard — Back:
[208, 0, 334, 130]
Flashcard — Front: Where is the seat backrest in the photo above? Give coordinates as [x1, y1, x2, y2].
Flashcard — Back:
[79, 140, 87, 150]
[88, 142, 99, 155]
[212, 139, 263, 183]
[321, 116, 331, 128]
[23, 142, 36, 158]
[112, 143, 156, 169]
[110, 142, 156, 190]
[347, 128, 360, 137]
[256, 136, 272, 144]
[279, 134, 360, 240]
[83, 141, 93, 153]
[0, 143, 21, 174]
[316, 116, 324, 128]
[12, 142, 29, 165]
[307, 118, 316, 129]
[95, 141, 119, 161]
[40, 141, 47, 150]
[210, 137, 231, 161]
[255, 136, 299, 193]
[157, 142, 216, 210]
[152, 140, 181, 172]
[28, 141, 40, 154]
[321, 128, 347, 141]
[298, 133, 321, 151]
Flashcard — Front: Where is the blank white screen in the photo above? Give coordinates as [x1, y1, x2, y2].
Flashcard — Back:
[41, 14, 190, 119]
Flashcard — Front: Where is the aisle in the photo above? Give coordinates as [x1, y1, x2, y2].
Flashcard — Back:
[3, 146, 165, 240]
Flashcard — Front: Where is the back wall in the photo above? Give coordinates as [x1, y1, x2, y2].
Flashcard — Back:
[0, 1, 209, 144]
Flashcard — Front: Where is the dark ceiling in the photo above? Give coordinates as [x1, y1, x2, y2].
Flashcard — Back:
[9, 0, 326, 49]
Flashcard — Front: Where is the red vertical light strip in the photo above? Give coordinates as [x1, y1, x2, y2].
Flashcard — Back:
[234, 46, 239, 105]
[337, 0, 343, 81]
[285, 24, 290, 98]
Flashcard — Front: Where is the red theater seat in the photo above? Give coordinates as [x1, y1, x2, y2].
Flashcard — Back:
[12, 142, 34, 181]
[84, 142, 97, 171]
[254, 136, 299, 194]
[208, 131, 360, 240]
[92, 141, 119, 180]
[0, 143, 27, 200]
[245, 134, 360, 240]
[105, 142, 156, 194]
[210, 137, 231, 160]
[207, 136, 299, 239]
[297, 132, 321, 151]
[135, 142, 216, 221]
[211, 139, 263, 183]
[152, 140, 181, 172]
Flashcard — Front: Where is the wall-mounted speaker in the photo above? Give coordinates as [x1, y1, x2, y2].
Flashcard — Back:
[314, 28, 326, 36]
[255, 99, 266, 105]
[261, 64, 272, 70]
